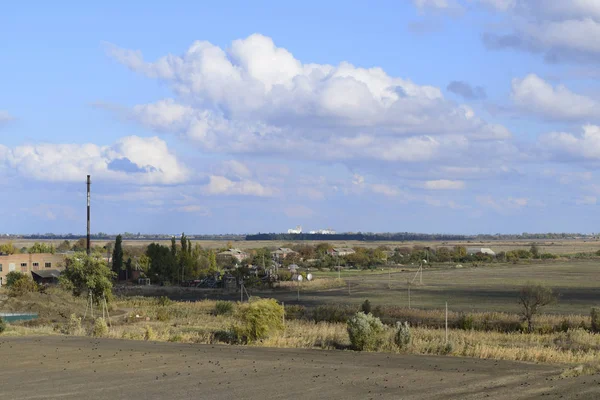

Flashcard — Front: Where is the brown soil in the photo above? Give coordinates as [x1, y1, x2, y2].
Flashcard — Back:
[1, 336, 598, 399]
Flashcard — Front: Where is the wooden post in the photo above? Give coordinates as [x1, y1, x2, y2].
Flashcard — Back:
[445, 302, 448, 344]
[408, 281, 411, 309]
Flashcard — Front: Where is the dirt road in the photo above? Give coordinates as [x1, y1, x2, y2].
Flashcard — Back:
[1, 336, 598, 399]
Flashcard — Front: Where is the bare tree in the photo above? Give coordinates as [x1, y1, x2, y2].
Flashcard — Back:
[519, 283, 557, 333]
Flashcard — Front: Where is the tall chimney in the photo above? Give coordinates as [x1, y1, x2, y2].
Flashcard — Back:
[87, 175, 91, 255]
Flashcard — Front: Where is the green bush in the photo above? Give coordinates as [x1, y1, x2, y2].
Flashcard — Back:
[457, 313, 475, 330]
[5, 271, 24, 287]
[63, 313, 83, 335]
[591, 308, 600, 333]
[156, 307, 170, 322]
[313, 304, 357, 323]
[215, 301, 235, 316]
[233, 298, 284, 343]
[8, 274, 38, 297]
[394, 321, 411, 349]
[0, 317, 6, 334]
[157, 296, 172, 307]
[361, 299, 372, 315]
[92, 318, 109, 337]
[284, 304, 306, 320]
[347, 312, 385, 351]
[144, 325, 155, 341]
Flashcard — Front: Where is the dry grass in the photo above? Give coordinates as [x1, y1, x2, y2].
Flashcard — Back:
[277, 278, 346, 291]
[5, 292, 600, 367]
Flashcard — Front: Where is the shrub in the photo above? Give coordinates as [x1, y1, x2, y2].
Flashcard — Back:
[63, 313, 83, 335]
[457, 313, 475, 330]
[156, 307, 170, 322]
[394, 321, 411, 349]
[215, 301, 234, 316]
[0, 317, 6, 334]
[233, 298, 284, 343]
[168, 334, 183, 342]
[8, 274, 38, 297]
[361, 299, 372, 315]
[284, 304, 306, 320]
[144, 326, 155, 341]
[313, 304, 357, 323]
[157, 296, 172, 307]
[92, 318, 109, 337]
[5, 271, 24, 287]
[347, 312, 385, 351]
[591, 308, 600, 333]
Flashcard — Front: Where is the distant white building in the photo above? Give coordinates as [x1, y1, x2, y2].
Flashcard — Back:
[309, 228, 336, 235]
[287, 225, 303, 234]
[467, 247, 496, 256]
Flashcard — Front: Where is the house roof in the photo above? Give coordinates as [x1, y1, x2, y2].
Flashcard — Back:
[31, 269, 62, 279]
[218, 249, 248, 256]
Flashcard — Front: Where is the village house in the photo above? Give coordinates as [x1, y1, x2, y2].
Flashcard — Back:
[217, 248, 249, 263]
[271, 248, 297, 261]
[327, 248, 356, 257]
[0, 253, 66, 287]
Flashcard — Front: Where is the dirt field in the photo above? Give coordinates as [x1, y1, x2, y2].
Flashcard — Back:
[4, 238, 600, 254]
[1, 336, 598, 399]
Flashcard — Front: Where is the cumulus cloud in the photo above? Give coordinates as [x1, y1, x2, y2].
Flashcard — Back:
[511, 74, 600, 120]
[203, 175, 276, 197]
[0, 136, 189, 184]
[421, 179, 466, 190]
[447, 81, 486, 100]
[539, 125, 600, 160]
[481, 1, 600, 62]
[105, 34, 512, 163]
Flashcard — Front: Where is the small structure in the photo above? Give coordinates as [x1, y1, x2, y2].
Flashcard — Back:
[466, 247, 496, 256]
[31, 269, 62, 285]
[217, 249, 249, 263]
[327, 248, 356, 257]
[271, 247, 297, 261]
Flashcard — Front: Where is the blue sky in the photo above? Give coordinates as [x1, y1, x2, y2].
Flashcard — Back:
[2, 0, 600, 234]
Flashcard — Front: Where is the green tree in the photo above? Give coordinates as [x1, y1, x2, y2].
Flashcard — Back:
[518, 283, 557, 333]
[146, 243, 177, 283]
[60, 253, 115, 303]
[171, 237, 177, 259]
[125, 257, 132, 279]
[57, 240, 71, 253]
[208, 250, 218, 273]
[72, 238, 87, 252]
[112, 235, 123, 275]
[0, 241, 18, 255]
[530, 243, 540, 259]
[28, 242, 55, 254]
[5, 271, 25, 287]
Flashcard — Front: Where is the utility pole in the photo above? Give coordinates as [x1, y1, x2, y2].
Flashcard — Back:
[86, 175, 91, 255]
[407, 279, 411, 309]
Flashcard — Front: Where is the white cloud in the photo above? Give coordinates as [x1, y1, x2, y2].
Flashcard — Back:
[0, 110, 14, 124]
[0, 136, 189, 184]
[481, 1, 600, 62]
[576, 196, 597, 205]
[472, 0, 516, 11]
[172, 204, 211, 215]
[511, 74, 600, 120]
[476, 195, 528, 212]
[370, 183, 402, 197]
[218, 160, 252, 179]
[106, 34, 512, 163]
[203, 175, 276, 197]
[413, 0, 464, 14]
[421, 179, 466, 190]
[539, 125, 600, 160]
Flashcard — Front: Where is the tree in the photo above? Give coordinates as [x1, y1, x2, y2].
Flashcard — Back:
[518, 283, 557, 333]
[530, 243, 540, 259]
[125, 257, 132, 279]
[57, 240, 71, 253]
[59, 253, 115, 303]
[0, 241, 18, 255]
[208, 250, 218, 274]
[5, 271, 25, 287]
[28, 242, 55, 254]
[112, 235, 123, 276]
[146, 243, 176, 283]
[171, 237, 177, 258]
[72, 238, 87, 252]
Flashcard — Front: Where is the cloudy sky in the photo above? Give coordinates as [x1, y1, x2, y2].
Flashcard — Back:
[2, 0, 600, 234]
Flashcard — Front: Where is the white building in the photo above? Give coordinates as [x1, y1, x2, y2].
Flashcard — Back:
[287, 225, 303, 234]
[309, 228, 336, 235]
[467, 247, 496, 256]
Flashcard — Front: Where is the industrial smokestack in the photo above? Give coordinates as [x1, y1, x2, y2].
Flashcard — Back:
[87, 175, 91, 255]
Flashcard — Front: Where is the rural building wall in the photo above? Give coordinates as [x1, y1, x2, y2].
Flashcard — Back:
[0, 253, 66, 285]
